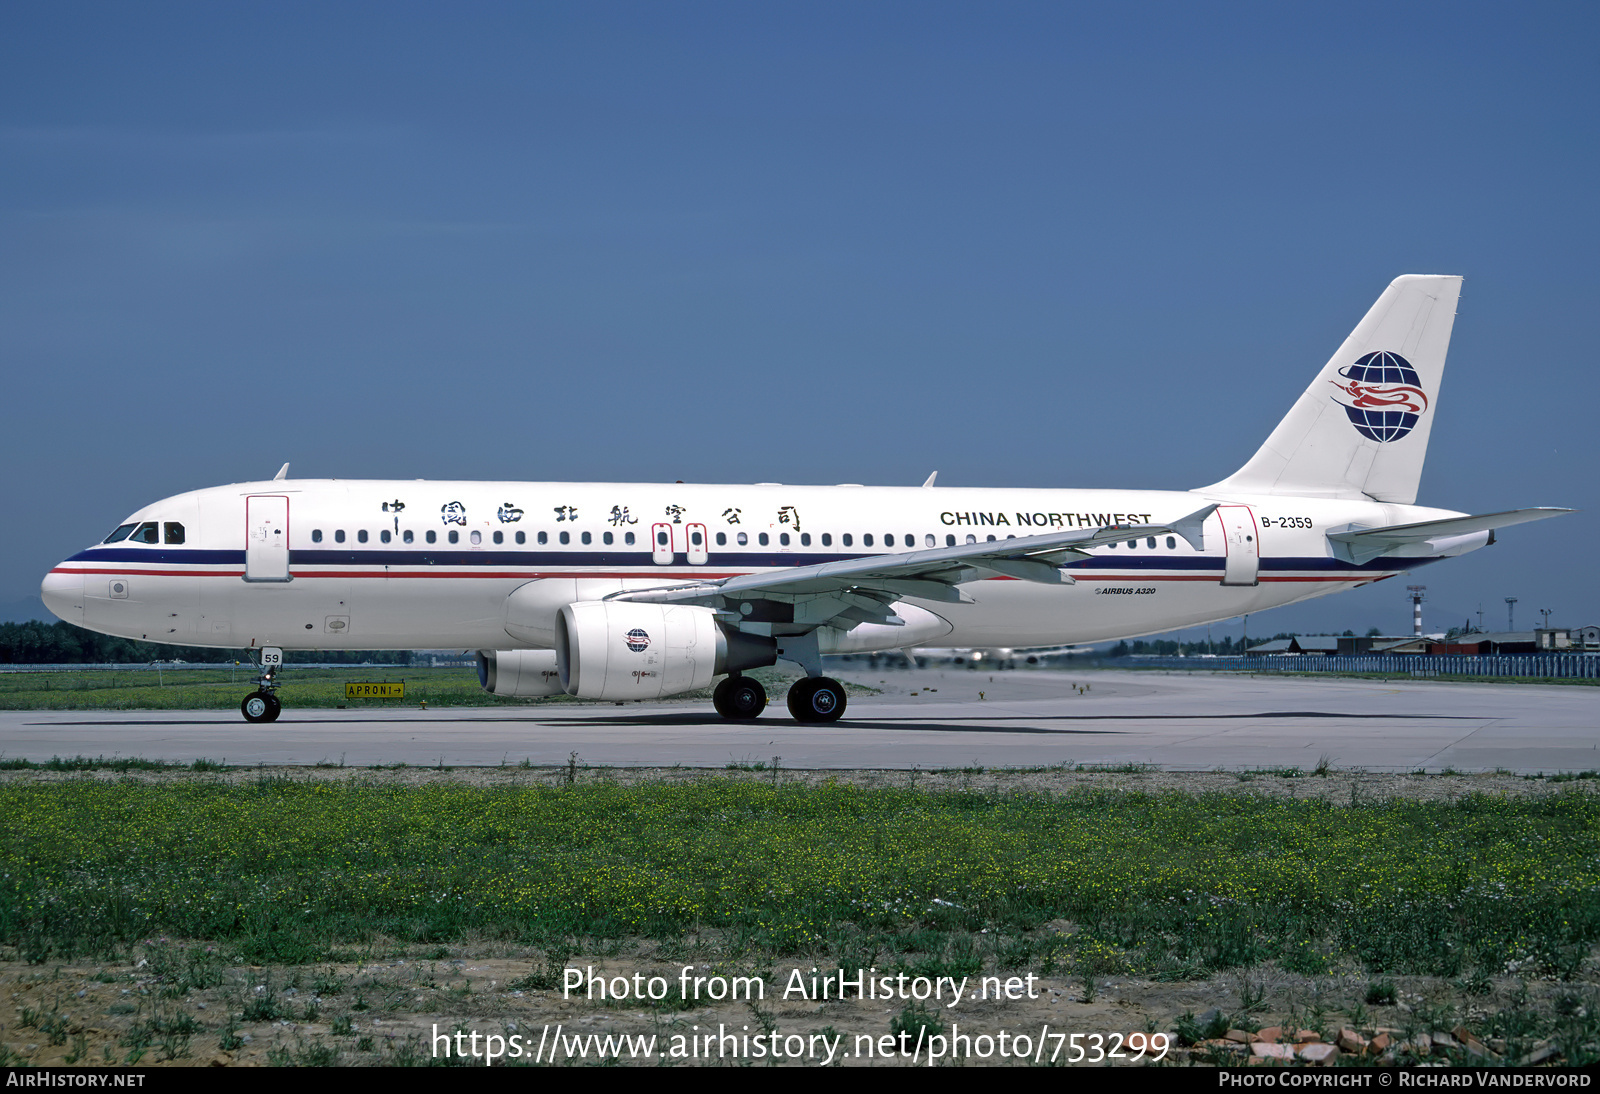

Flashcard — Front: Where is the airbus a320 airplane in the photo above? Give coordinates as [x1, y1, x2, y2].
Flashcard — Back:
[41, 276, 1570, 724]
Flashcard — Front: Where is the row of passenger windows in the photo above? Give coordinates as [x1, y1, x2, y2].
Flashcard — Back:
[304, 529, 1181, 551]
[102, 520, 1178, 553]
[103, 522, 185, 545]
[310, 529, 642, 546]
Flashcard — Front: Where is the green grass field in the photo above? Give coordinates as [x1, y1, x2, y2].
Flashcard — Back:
[3, 776, 1595, 980]
[0, 664, 823, 711]
[0, 772, 1595, 1065]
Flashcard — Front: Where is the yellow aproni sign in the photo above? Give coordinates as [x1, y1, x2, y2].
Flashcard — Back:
[345, 682, 405, 699]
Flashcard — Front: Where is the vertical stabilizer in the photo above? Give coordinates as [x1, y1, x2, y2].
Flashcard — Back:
[1202, 275, 1462, 504]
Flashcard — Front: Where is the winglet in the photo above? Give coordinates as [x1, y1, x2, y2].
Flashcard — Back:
[273, 463, 290, 481]
[921, 471, 938, 488]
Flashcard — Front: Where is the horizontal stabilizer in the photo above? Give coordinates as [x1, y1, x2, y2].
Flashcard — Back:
[1327, 508, 1574, 564]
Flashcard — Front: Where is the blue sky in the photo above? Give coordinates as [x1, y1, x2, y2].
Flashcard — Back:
[3, 1, 1595, 639]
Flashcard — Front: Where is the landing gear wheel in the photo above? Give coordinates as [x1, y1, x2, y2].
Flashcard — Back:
[713, 676, 768, 720]
[241, 691, 281, 723]
[787, 677, 847, 723]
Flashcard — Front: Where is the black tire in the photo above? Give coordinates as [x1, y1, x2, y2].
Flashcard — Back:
[788, 677, 846, 723]
[241, 691, 281, 723]
[713, 676, 767, 720]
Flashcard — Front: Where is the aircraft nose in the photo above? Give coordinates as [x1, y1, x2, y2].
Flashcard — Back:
[40, 568, 84, 625]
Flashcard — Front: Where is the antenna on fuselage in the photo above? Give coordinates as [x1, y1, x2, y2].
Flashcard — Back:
[273, 463, 289, 481]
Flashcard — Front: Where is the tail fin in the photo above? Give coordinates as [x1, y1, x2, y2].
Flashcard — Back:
[1202, 274, 1462, 504]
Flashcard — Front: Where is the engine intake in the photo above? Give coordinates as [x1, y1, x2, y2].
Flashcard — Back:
[557, 602, 775, 700]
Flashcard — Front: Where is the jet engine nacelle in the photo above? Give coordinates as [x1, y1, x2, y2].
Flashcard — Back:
[476, 649, 565, 697]
[556, 602, 776, 700]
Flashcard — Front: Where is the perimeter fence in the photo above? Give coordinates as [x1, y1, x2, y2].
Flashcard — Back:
[1103, 654, 1600, 679]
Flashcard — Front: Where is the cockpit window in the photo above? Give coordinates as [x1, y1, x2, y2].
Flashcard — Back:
[130, 522, 160, 544]
[164, 522, 185, 545]
[103, 524, 136, 543]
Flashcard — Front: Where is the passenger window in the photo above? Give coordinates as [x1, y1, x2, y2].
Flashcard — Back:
[537, 531, 548, 544]
[426, 530, 437, 544]
[404, 530, 414, 544]
[987, 535, 997, 542]
[560, 531, 570, 545]
[926, 534, 936, 547]
[581, 531, 592, 545]
[1107, 540, 1117, 548]
[603, 531, 614, 545]
[516, 531, 526, 545]
[381, 530, 391, 543]
[470, 530, 482, 545]
[1166, 536, 1176, 549]
[625, 531, 635, 545]
[1147, 537, 1157, 549]
[758, 533, 769, 546]
[821, 533, 832, 547]
[966, 534, 976, 544]
[335, 530, 346, 544]
[716, 532, 726, 546]
[799, 533, 810, 546]
[358, 530, 369, 543]
[312, 529, 323, 543]
[493, 530, 503, 544]
[884, 534, 895, 547]
[447, 530, 458, 544]
[692, 530, 703, 546]
[945, 534, 955, 547]
[779, 533, 790, 546]
[737, 532, 748, 546]
[863, 534, 874, 547]
[843, 533, 853, 547]
[656, 530, 668, 546]
[103, 524, 136, 543]
[164, 522, 185, 545]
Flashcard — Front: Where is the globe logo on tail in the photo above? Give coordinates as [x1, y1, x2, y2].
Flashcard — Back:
[1328, 350, 1428, 442]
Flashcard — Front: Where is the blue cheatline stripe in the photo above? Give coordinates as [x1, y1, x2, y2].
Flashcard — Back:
[67, 544, 1432, 574]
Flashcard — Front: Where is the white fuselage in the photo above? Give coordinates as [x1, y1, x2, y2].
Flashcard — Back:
[41, 479, 1474, 654]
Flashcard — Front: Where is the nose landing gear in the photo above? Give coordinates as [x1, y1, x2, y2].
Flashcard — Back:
[240, 646, 284, 723]
[242, 690, 281, 723]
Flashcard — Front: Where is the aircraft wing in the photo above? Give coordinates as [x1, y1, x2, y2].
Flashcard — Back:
[610, 505, 1217, 618]
[1326, 507, 1575, 565]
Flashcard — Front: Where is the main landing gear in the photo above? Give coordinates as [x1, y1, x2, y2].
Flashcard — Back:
[712, 675, 768, 720]
[240, 646, 284, 723]
[786, 677, 847, 723]
[710, 674, 848, 723]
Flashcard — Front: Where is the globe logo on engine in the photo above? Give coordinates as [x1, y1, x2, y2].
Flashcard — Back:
[1328, 350, 1429, 443]
[624, 628, 651, 653]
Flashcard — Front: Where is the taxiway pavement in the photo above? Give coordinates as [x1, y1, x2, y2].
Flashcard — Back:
[1, 668, 1594, 773]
